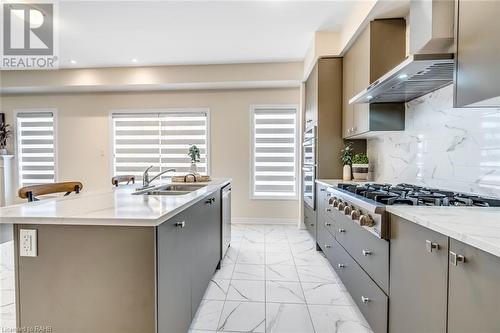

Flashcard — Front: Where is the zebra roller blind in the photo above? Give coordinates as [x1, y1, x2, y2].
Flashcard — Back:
[16, 111, 56, 187]
[251, 106, 298, 198]
[112, 110, 209, 179]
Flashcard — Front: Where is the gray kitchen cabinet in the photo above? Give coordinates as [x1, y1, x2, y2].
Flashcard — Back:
[303, 58, 344, 179]
[447, 239, 500, 333]
[157, 209, 193, 333]
[316, 218, 336, 263]
[389, 216, 449, 333]
[190, 192, 221, 315]
[304, 203, 317, 241]
[342, 19, 406, 138]
[454, 0, 500, 107]
[315, 184, 328, 231]
[304, 62, 318, 126]
[157, 191, 223, 333]
[332, 235, 388, 333]
[336, 211, 389, 294]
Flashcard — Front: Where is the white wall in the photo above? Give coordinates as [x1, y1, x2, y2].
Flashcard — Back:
[1, 88, 301, 221]
[367, 85, 500, 197]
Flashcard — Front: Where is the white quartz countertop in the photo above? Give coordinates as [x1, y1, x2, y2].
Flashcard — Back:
[0, 178, 231, 227]
[316, 179, 500, 258]
[316, 179, 368, 187]
[386, 206, 500, 258]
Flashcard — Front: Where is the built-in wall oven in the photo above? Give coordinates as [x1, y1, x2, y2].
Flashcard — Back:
[302, 125, 316, 210]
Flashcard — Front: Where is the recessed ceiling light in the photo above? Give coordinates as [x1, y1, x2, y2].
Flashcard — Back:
[131, 58, 138, 63]
[69, 59, 77, 64]
[399, 74, 408, 79]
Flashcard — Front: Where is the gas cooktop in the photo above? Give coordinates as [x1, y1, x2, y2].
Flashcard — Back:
[337, 183, 500, 207]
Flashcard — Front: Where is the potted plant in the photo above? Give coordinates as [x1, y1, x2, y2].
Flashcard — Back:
[352, 153, 369, 181]
[188, 144, 201, 174]
[340, 143, 354, 181]
[0, 123, 11, 155]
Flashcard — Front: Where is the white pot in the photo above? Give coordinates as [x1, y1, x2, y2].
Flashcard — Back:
[189, 162, 198, 174]
[342, 165, 352, 181]
[352, 163, 369, 181]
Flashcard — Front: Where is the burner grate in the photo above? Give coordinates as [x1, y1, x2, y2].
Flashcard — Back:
[337, 182, 500, 207]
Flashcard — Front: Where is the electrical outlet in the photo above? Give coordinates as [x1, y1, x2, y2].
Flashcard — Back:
[19, 229, 37, 257]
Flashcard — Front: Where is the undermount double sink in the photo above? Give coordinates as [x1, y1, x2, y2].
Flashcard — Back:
[133, 184, 206, 196]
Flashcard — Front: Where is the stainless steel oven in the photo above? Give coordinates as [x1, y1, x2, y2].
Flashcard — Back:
[302, 165, 316, 209]
[302, 137, 316, 166]
[302, 125, 317, 210]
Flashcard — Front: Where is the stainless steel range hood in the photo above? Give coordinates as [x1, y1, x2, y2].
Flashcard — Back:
[350, 0, 455, 105]
[349, 53, 454, 104]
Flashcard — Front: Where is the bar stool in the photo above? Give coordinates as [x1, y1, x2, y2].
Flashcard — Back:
[111, 175, 135, 187]
[18, 181, 84, 202]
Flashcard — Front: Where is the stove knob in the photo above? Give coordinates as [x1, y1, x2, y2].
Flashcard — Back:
[359, 214, 375, 227]
[343, 205, 352, 215]
[351, 209, 361, 220]
[332, 199, 339, 208]
[337, 202, 346, 211]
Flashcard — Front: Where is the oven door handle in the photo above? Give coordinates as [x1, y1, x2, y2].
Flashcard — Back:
[302, 166, 315, 171]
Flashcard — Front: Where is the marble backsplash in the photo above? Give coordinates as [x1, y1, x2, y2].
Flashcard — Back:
[367, 85, 500, 198]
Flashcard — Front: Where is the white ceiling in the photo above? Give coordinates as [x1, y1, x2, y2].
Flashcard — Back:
[57, 0, 357, 68]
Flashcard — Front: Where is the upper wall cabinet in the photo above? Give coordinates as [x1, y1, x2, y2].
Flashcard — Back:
[343, 19, 406, 139]
[304, 58, 344, 179]
[454, 0, 500, 108]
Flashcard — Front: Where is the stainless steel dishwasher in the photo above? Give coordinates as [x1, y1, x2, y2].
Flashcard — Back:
[221, 184, 231, 257]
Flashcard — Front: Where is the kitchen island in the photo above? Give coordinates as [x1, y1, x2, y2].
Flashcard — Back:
[0, 178, 231, 333]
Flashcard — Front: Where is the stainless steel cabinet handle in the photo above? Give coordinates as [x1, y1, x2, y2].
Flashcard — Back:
[361, 296, 371, 303]
[426, 240, 439, 253]
[175, 221, 186, 228]
[450, 251, 466, 266]
[338, 228, 346, 233]
[325, 244, 332, 249]
[338, 264, 345, 268]
[325, 222, 331, 227]
[362, 250, 372, 256]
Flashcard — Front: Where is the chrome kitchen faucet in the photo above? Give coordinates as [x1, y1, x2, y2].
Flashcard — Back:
[139, 166, 176, 190]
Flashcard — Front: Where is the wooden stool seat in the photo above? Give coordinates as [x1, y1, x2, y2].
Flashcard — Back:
[111, 175, 135, 187]
[19, 181, 83, 202]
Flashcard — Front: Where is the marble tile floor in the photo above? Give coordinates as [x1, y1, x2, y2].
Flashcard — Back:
[189, 224, 373, 333]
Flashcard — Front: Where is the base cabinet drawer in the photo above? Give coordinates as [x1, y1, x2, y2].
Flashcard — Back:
[316, 222, 336, 263]
[304, 204, 317, 240]
[331, 239, 388, 333]
[334, 211, 389, 293]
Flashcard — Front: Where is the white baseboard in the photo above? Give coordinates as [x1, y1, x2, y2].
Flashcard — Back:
[232, 217, 299, 225]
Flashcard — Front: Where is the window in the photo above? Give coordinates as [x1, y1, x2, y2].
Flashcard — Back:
[251, 105, 298, 199]
[16, 111, 56, 187]
[111, 110, 209, 179]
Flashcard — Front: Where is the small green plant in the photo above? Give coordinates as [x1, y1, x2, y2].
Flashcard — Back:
[352, 153, 369, 165]
[340, 143, 354, 165]
[188, 145, 201, 163]
[0, 123, 11, 150]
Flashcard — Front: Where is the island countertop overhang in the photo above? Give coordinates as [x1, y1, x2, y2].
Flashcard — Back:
[0, 178, 231, 227]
